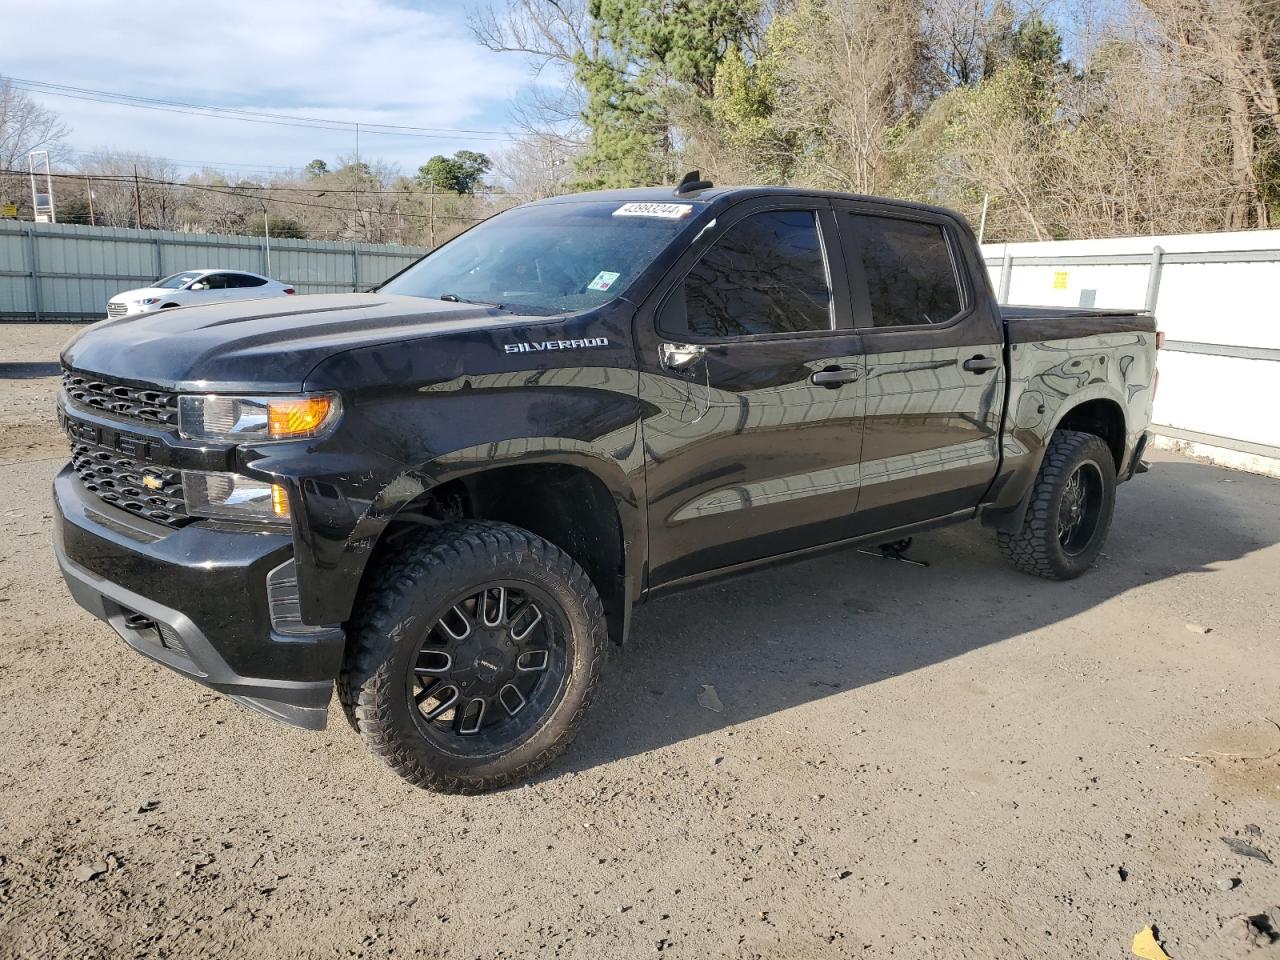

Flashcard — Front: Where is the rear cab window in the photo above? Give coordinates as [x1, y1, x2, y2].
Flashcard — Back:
[842, 214, 963, 328]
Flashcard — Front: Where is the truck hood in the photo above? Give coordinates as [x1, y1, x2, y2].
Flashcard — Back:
[61, 292, 523, 392]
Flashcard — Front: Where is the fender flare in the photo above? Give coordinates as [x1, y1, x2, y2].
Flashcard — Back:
[361, 438, 646, 644]
[984, 386, 1128, 533]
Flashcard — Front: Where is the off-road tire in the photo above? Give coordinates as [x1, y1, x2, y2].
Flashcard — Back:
[339, 520, 607, 793]
[997, 429, 1117, 580]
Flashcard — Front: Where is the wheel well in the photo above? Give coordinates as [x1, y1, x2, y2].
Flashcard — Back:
[1056, 399, 1125, 470]
[378, 464, 628, 644]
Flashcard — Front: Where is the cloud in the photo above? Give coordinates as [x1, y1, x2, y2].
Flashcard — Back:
[4, 0, 540, 172]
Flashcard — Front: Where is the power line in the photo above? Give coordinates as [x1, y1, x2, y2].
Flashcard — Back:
[66, 150, 300, 176]
[0, 168, 517, 223]
[5, 76, 519, 142]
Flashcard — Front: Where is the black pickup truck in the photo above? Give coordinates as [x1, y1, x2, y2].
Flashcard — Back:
[53, 178, 1156, 792]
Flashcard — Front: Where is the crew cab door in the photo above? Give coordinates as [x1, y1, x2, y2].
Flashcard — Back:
[635, 199, 867, 586]
[832, 202, 1004, 532]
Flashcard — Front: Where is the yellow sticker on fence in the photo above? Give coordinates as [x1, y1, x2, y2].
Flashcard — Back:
[1052, 271, 1069, 289]
[0, 204, 17, 218]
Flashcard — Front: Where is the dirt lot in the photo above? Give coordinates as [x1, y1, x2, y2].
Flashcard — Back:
[1, 323, 1278, 959]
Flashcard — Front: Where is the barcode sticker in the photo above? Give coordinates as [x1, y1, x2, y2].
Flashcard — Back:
[613, 202, 694, 219]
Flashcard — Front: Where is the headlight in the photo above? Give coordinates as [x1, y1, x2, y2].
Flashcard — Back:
[183, 471, 289, 521]
[139, 297, 162, 305]
[178, 393, 341, 442]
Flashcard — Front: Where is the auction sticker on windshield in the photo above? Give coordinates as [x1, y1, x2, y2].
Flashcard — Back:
[612, 202, 693, 219]
[588, 271, 621, 291]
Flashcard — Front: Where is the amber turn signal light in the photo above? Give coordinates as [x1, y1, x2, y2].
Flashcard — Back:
[268, 395, 338, 439]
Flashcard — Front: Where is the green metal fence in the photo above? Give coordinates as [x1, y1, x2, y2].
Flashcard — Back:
[0, 220, 431, 321]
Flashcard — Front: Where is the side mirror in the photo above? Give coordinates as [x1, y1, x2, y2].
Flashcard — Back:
[190, 282, 208, 290]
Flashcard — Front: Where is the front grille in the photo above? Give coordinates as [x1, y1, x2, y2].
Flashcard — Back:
[68, 439, 189, 526]
[61, 369, 178, 428]
[106, 302, 129, 318]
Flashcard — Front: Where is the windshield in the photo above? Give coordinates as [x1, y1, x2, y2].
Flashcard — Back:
[155, 272, 202, 289]
[380, 200, 697, 314]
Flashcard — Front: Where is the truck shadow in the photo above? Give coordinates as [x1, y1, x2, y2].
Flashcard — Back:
[548, 458, 1279, 780]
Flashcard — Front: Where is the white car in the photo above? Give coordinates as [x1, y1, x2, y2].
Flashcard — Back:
[106, 269, 295, 318]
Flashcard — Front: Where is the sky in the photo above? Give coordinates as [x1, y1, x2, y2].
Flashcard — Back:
[3, 0, 550, 178]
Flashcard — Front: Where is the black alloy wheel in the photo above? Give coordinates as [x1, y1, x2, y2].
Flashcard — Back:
[1057, 461, 1105, 556]
[339, 520, 607, 793]
[997, 429, 1117, 580]
[407, 582, 568, 752]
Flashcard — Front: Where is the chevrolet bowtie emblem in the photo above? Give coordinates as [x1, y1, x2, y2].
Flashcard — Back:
[141, 475, 163, 490]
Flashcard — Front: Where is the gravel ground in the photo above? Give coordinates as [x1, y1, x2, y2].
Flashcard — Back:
[1, 323, 1278, 959]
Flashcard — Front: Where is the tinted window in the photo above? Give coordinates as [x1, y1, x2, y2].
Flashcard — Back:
[228, 273, 268, 288]
[845, 215, 962, 327]
[677, 210, 832, 339]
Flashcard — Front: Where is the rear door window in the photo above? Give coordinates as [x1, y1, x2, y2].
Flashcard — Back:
[843, 214, 963, 327]
[227, 273, 268, 288]
[673, 209, 833, 339]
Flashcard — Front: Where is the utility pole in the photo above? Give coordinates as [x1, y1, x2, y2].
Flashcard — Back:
[133, 165, 144, 229]
[259, 198, 272, 276]
[428, 175, 436, 249]
[85, 176, 96, 226]
[353, 121, 361, 241]
[978, 193, 990, 244]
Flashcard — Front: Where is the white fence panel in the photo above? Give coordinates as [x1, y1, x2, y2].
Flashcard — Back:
[983, 230, 1280, 463]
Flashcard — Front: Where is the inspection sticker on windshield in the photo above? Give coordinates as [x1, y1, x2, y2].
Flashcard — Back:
[588, 270, 621, 291]
[612, 202, 693, 219]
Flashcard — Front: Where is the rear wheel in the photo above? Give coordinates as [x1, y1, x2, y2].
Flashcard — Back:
[339, 520, 607, 793]
[997, 430, 1117, 580]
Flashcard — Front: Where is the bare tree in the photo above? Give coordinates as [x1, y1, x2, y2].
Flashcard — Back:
[922, 0, 997, 87]
[1138, 0, 1279, 227]
[74, 151, 181, 229]
[0, 78, 71, 210]
[491, 132, 580, 199]
[470, 0, 593, 144]
[772, 0, 927, 194]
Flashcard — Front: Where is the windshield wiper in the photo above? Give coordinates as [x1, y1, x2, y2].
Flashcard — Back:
[438, 292, 503, 308]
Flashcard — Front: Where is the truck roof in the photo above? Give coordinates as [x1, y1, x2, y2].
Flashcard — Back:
[528, 184, 967, 224]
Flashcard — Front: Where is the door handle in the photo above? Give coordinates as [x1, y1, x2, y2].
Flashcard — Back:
[810, 366, 862, 388]
[962, 355, 999, 373]
[659, 342, 706, 372]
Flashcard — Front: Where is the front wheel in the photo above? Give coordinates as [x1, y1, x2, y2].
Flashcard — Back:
[339, 520, 607, 793]
[997, 430, 1117, 580]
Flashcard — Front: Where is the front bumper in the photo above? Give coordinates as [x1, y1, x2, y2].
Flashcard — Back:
[52, 466, 343, 730]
